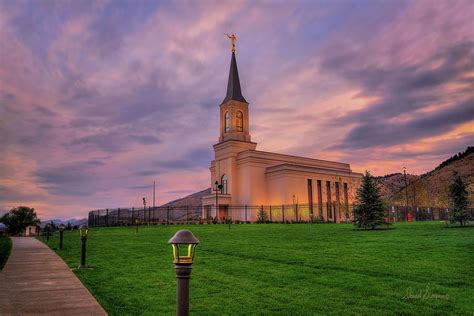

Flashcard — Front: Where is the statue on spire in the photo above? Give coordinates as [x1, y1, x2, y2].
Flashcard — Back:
[225, 33, 236, 52]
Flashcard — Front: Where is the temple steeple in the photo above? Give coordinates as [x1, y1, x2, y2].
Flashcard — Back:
[222, 52, 247, 104]
[218, 48, 252, 144]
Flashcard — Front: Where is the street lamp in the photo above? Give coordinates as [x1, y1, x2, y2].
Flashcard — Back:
[403, 167, 409, 221]
[212, 181, 223, 221]
[58, 224, 65, 250]
[168, 230, 200, 316]
[79, 225, 89, 269]
[46, 224, 51, 242]
[143, 197, 147, 223]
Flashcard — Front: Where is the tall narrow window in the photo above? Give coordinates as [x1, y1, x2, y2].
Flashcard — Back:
[236, 111, 243, 132]
[326, 181, 332, 219]
[317, 180, 322, 217]
[221, 174, 228, 194]
[343, 183, 349, 206]
[224, 112, 230, 132]
[335, 182, 340, 204]
[307, 179, 313, 217]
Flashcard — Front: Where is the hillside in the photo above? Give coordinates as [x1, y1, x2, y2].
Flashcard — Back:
[377, 147, 473, 208]
[161, 188, 211, 207]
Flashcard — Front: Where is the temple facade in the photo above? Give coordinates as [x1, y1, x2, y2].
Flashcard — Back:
[202, 49, 362, 222]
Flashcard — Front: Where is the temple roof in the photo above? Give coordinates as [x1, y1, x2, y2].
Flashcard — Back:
[222, 52, 247, 104]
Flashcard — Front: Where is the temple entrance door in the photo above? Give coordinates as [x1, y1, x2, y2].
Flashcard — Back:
[219, 205, 228, 220]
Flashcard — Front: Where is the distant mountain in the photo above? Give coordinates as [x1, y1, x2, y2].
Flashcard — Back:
[40, 218, 87, 227]
[376, 146, 473, 208]
[161, 188, 211, 207]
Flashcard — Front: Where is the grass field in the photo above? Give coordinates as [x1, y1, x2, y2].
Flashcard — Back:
[38, 222, 473, 315]
[0, 236, 12, 271]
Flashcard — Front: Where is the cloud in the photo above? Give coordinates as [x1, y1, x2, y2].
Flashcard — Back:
[338, 98, 474, 149]
[34, 160, 105, 196]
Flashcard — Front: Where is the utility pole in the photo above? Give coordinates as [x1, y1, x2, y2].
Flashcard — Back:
[403, 167, 409, 221]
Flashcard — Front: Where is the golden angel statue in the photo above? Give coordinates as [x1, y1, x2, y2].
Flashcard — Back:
[225, 33, 236, 52]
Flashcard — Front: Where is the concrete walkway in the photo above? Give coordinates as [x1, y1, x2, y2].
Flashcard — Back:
[0, 237, 106, 315]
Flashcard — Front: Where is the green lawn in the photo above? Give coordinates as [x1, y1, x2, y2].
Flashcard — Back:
[0, 236, 12, 271]
[38, 222, 474, 315]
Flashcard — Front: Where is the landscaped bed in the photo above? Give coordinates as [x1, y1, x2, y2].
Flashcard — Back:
[0, 236, 12, 270]
[39, 222, 473, 315]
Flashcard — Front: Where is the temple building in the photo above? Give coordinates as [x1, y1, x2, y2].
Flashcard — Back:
[202, 46, 362, 222]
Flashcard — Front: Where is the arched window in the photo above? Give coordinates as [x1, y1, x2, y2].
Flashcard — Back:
[221, 174, 228, 194]
[236, 111, 243, 132]
[224, 112, 230, 132]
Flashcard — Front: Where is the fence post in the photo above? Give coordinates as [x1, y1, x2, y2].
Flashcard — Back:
[167, 207, 170, 225]
[245, 205, 247, 223]
[269, 205, 272, 222]
[282, 204, 285, 223]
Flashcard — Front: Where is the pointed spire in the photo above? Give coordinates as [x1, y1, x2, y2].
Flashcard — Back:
[222, 51, 247, 104]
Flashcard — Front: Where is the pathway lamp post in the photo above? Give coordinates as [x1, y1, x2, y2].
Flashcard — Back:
[59, 224, 65, 250]
[168, 230, 200, 316]
[136, 218, 140, 234]
[79, 225, 89, 269]
[46, 224, 51, 242]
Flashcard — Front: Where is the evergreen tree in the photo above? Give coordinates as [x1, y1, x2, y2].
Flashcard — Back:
[448, 171, 470, 226]
[257, 207, 268, 223]
[353, 171, 389, 229]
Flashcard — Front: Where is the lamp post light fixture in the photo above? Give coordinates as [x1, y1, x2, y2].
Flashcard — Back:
[79, 225, 89, 269]
[46, 224, 51, 242]
[403, 167, 409, 221]
[212, 181, 223, 221]
[168, 230, 200, 316]
[58, 224, 65, 250]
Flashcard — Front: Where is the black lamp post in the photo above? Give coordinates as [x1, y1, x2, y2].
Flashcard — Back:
[168, 230, 200, 316]
[46, 224, 51, 242]
[403, 167, 409, 221]
[212, 181, 223, 221]
[58, 224, 65, 250]
[143, 197, 147, 223]
[79, 225, 89, 269]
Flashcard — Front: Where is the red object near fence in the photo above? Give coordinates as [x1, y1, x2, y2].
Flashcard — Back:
[407, 212, 413, 222]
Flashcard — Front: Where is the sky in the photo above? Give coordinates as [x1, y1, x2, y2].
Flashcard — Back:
[0, 0, 473, 220]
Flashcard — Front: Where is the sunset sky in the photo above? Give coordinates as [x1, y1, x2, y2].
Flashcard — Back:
[1, 0, 473, 220]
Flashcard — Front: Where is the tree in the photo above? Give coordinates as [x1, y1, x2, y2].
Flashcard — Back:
[257, 207, 268, 223]
[353, 171, 389, 229]
[0, 206, 40, 235]
[448, 172, 470, 226]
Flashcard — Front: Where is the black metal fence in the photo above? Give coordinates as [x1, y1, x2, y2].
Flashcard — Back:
[88, 204, 472, 227]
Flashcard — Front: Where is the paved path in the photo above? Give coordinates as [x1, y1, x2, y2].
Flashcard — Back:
[0, 237, 107, 315]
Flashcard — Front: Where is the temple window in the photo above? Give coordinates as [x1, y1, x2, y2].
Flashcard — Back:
[221, 174, 228, 194]
[236, 111, 243, 132]
[224, 112, 230, 132]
